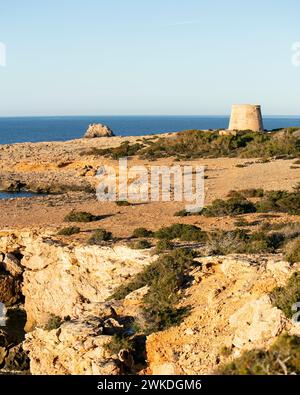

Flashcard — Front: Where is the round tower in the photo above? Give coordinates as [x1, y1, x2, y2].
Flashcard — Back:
[228, 104, 264, 132]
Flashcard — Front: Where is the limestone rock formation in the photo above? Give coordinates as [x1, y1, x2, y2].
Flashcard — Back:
[84, 123, 114, 138]
[2, 253, 23, 277]
[229, 295, 287, 349]
[2, 229, 300, 376]
[146, 255, 300, 375]
[0, 230, 156, 330]
[23, 318, 120, 375]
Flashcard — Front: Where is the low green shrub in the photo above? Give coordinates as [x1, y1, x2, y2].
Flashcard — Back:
[218, 334, 300, 375]
[116, 200, 131, 207]
[131, 239, 152, 250]
[207, 230, 285, 255]
[88, 229, 112, 244]
[240, 188, 264, 198]
[85, 141, 144, 160]
[44, 315, 63, 330]
[174, 209, 193, 217]
[138, 129, 300, 160]
[154, 224, 207, 242]
[270, 272, 300, 318]
[256, 190, 300, 215]
[285, 237, 300, 263]
[64, 211, 100, 223]
[155, 240, 174, 253]
[240, 130, 300, 159]
[132, 228, 154, 238]
[104, 334, 134, 354]
[234, 219, 261, 227]
[202, 197, 256, 217]
[82, 129, 300, 160]
[110, 248, 196, 332]
[57, 226, 80, 236]
[204, 190, 300, 216]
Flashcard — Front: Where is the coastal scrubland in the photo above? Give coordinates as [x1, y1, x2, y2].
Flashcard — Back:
[0, 128, 300, 375]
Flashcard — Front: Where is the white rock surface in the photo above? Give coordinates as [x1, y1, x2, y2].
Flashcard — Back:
[229, 295, 287, 349]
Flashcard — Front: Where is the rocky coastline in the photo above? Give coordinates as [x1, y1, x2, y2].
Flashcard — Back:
[0, 128, 300, 375]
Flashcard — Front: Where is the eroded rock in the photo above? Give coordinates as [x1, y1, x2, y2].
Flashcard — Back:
[2, 253, 23, 277]
[23, 318, 120, 375]
[0, 274, 22, 306]
[229, 295, 287, 349]
[13, 233, 155, 330]
[84, 124, 114, 138]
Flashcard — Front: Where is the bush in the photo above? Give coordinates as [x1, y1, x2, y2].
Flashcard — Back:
[132, 228, 154, 238]
[88, 229, 112, 244]
[154, 224, 207, 242]
[155, 240, 174, 253]
[110, 249, 196, 332]
[174, 209, 193, 217]
[263, 222, 300, 239]
[234, 219, 261, 227]
[227, 188, 264, 198]
[240, 130, 300, 159]
[57, 226, 80, 236]
[104, 334, 134, 354]
[240, 188, 264, 198]
[206, 230, 285, 255]
[206, 230, 246, 255]
[86, 141, 144, 160]
[270, 272, 300, 318]
[111, 248, 196, 300]
[218, 334, 300, 375]
[116, 200, 131, 207]
[44, 315, 63, 331]
[202, 197, 257, 217]
[64, 211, 100, 223]
[256, 190, 300, 215]
[285, 237, 300, 263]
[138, 129, 300, 160]
[207, 190, 300, 216]
[131, 240, 152, 250]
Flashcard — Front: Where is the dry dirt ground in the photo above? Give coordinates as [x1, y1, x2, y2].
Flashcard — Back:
[0, 135, 299, 239]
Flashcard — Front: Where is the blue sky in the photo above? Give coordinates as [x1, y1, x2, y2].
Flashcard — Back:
[0, 0, 300, 116]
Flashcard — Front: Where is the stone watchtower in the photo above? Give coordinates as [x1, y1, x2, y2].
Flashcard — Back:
[228, 104, 264, 132]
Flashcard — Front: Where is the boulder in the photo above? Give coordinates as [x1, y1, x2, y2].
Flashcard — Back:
[84, 124, 114, 138]
[2, 253, 23, 277]
[229, 295, 287, 349]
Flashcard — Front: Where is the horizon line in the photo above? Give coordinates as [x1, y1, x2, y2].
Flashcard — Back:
[1, 114, 300, 119]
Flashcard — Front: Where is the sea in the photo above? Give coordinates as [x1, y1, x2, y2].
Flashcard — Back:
[0, 115, 299, 199]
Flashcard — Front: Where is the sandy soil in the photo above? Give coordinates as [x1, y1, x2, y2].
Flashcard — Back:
[0, 134, 299, 239]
